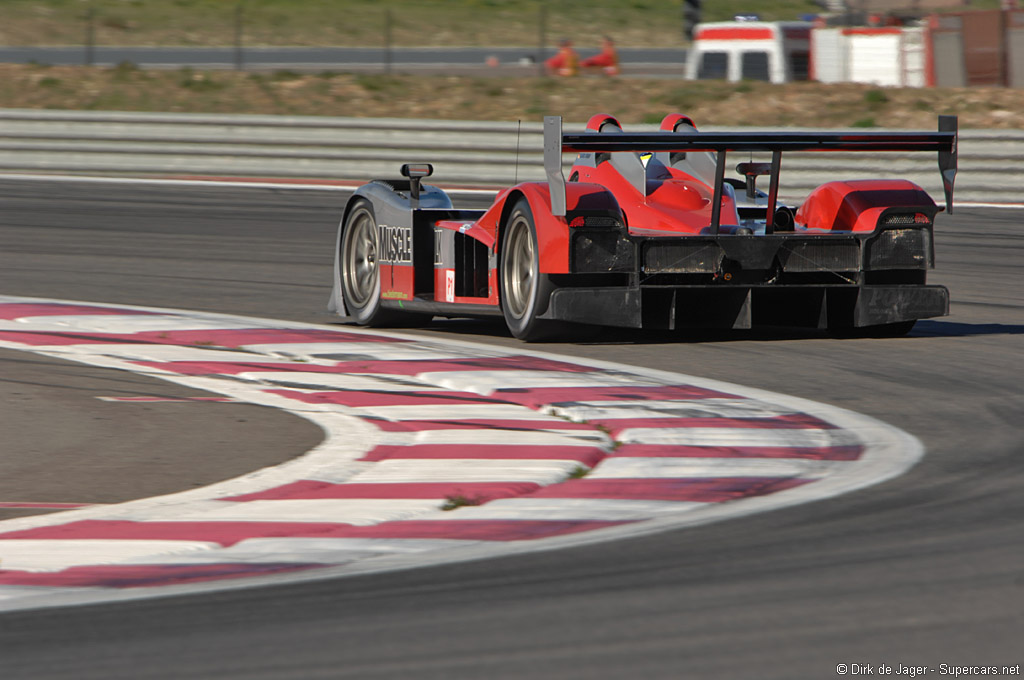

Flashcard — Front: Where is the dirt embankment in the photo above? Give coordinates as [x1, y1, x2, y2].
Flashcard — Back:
[3, 63, 1023, 129]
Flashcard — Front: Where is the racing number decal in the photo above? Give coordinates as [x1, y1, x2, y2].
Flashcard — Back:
[377, 224, 413, 264]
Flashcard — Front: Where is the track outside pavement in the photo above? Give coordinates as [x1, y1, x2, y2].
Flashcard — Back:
[0, 177, 1021, 679]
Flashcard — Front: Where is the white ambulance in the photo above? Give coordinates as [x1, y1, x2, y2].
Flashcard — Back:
[685, 21, 814, 83]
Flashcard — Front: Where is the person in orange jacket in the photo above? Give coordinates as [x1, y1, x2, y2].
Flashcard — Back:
[545, 38, 579, 76]
[582, 36, 620, 76]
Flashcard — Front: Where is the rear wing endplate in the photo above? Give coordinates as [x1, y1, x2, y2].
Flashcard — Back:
[543, 115, 958, 232]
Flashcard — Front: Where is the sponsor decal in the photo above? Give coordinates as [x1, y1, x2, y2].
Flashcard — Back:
[381, 290, 406, 299]
[377, 224, 413, 264]
[434, 227, 444, 266]
[445, 270, 456, 302]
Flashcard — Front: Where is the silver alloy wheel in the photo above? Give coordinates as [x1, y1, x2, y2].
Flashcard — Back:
[342, 207, 378, 309]
[503, 214, 536, 320]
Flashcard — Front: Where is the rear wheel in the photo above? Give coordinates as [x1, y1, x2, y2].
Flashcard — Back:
[500, 199, 558, 341]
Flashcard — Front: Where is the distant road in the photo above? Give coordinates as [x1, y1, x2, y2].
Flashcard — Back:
[0, 46, 687, 76]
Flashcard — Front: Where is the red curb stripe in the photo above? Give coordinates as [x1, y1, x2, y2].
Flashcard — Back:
[0, 303, 159, 320]
[361, 418, 597, 433]
[359, 444, 606, 465]
[0, 563, 322, 588]
[130, 356, 601, 377]
[0, 518, 630, 547]
[492, 384, 736, 407]
[528, 477, 812, 502]
[222, 480, 542, 502]
[0, 327, 402, 348]
[611, 444, 863, 461]
[268, 388, 498, 408]
[592, 413, 837, 435]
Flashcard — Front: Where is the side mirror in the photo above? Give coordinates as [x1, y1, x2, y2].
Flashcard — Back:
[400, 163, 433, 205]
[400, 163, 433, 179]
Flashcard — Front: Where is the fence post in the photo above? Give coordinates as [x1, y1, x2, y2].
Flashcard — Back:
[537, 4, 546, 76]
[683, 0, 701, 41]
[234, 2, 245, 71]
[385, 9, 393, 74]
[84, 7, 95, 66]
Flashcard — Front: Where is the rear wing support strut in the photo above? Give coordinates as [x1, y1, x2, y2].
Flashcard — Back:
[543, 115, 959, 227]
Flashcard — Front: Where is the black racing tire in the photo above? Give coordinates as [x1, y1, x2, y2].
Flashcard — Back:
[340, 199, 388, 325]
[340, 199, 431, 327]
[499, 198, 559, 341]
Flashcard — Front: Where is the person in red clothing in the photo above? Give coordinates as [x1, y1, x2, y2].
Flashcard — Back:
[545, 38, 579, 76]
[581, 35, 620, 76]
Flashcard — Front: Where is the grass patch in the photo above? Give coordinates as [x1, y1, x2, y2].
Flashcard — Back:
[568, 466, 590, 479]
[0, 65, 1018, 129]
[2, 0, 1004, 48]
[178, 67, 224, 91]
[355, 74, 403, 93]
[110, 60, 139, 81]
[441, 493, 483, 511]
[272, 69, 303, 81]
[851, 117, 877, 128]
[864, 88, 889, 106]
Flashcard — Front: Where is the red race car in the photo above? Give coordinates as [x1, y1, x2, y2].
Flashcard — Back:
[330, 113, 957, 340]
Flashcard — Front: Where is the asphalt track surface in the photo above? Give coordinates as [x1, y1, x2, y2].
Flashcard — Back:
[0, 178, 1021, 679]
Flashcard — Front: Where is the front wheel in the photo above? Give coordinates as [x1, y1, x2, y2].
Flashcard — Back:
[340, 199, 388, 325]
[340, 199, 432, 328]
[500, 198, 558, 341]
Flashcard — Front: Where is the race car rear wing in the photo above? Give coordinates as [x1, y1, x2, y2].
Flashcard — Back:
[543, 115, 958, 233]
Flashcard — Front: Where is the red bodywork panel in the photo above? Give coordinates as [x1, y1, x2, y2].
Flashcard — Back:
[467, 183, 625, 275]
[795, 180, 937, 232]
[570, 157, 734, 236]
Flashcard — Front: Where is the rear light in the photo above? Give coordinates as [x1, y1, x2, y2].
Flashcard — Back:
[880, 212, 931, 226]
[567, 215, 621, 228]
[866, 228, 931, 269]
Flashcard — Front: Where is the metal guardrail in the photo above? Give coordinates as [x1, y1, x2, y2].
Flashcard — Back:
[0, 108, 1020, 203]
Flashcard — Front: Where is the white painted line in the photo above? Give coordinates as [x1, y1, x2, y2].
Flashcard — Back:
[0, 540, 219, 572]
[585, 457, 850, 480]
[551, 398, 800, 420]
[121, 537, 479, 566]
[372, 429, 608, 448]
[162, 499, 445, 525]
[0, 173, 501, 197]
[618, 427, 862, 448]
[433, 498, 707, 522]
[346, 404, 579, 421]
[349, 459, 586, 484]
[418, 369, 663, 394]
[228, 371, 454, 392]
[0, 315, 257, 334]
